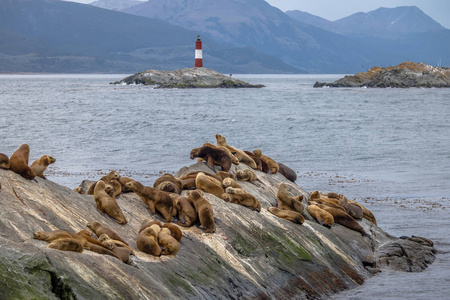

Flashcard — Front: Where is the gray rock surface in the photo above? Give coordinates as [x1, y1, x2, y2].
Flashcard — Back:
[0, 162, 435, 299]
[314, 62, 450, 88]
[113, 67, 264, 88]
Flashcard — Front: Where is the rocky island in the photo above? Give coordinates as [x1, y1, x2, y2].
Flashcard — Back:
[113, 67, 264, 88]
[0, 147, 436, 299]
[314, 62, 450, 88]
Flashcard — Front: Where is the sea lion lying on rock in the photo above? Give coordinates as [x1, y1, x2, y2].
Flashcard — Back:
[268, 207, 305, 224]
[277, 182, 304, 213]
[94, 180, 127, 224]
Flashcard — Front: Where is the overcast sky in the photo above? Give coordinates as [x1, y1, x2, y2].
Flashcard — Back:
[67, 0, 449, 28]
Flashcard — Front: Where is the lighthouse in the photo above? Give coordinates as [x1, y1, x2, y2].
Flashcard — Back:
[195, 35, 203, 68]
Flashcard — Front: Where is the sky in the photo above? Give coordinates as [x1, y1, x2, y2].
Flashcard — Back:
[66, 0, 449, 28]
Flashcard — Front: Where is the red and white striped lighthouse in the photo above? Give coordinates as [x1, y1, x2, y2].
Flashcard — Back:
[195, 35, 203, 68]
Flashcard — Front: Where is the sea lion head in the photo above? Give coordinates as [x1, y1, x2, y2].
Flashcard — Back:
[215, 134, 226, 144]
[220, 193, 231, 202]
[190, 148, 200, 159]
[253, 149, 262, 157]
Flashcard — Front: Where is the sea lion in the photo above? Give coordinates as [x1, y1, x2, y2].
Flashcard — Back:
[76, 230, 105, 247]
[190, 145, 232, 172]
[118, 177, 134, 192]
[158, 227, 180, 255]
[125, 180, 174, 222]
[338, 194, 363, 220]
[214, 171, 234, 182]
[162, 223, 182, 242]
[94, 180, 127, 224]
[73, 186, 85, 194]
[139, 219, 162, 233]
[225, 187, 247, 194]
[195, 172, 224, 198]
[349, 200, 377, 225]
[47, 238, 84, 253]
[87, 243, 122, 261]
[153, 174, 183, 194]
[222, 177, 242, 189]
[307, 204, 334, 228]
[252, 149, 279, 174]
[277, 162, 297, 182]
[215, 134, 257, 169]
[236, 169, 258, 182]
[0, 153, 10, 169]
[172, 195, 197, 227]
[199, 143, 240, 165]
[105, 179, 122, 199]
[268, 207, 305, 224]
[188, 190, 215, 233]
[9, 144, 35, 180]
[221, 193, 261, 212]
[315, 203, 369, 236]
[98, 233, 134, 261]
[30, 155, 55, 179]
[137, 227, 162, 256]
[243, 150, 270, 173]
[276, 182, 304, 213]
[87, 221, 128, 245]
[310, 191, 342, 207]
[87, 170, 121, 195]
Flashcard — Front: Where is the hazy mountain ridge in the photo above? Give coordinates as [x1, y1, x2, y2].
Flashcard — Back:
[0, 0, 301, 73]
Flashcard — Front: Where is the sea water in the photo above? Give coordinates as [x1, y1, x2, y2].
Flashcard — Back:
[0, 73, 449, 299]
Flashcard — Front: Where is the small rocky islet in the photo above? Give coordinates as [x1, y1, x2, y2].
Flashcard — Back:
[113, 67, 265, 88]
[314, 62, 450, 88]
[0, 137, 437, 299]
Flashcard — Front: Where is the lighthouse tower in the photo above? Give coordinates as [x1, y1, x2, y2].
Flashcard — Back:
[195, 35, 203, 68]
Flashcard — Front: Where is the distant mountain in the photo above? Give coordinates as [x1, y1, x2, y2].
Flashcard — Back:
[334, 6, 446, 38]
[89, 0, 143, 11]
[285, 10, 335, 33]
[0, 0, 301, 73]
[122, 0, 389, 73]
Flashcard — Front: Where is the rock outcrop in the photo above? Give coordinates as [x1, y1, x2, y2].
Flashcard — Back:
[314, 62, 450, 88]
[0, 162, 436, 299]
[113, 67, 264, 88]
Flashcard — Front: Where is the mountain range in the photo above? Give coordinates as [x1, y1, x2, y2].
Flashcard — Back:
[0, 0, 448, 73]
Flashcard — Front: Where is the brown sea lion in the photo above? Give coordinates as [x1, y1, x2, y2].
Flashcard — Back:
[87, 243, 122, 261]
[277, 182, 304, 213]
[188, 189, 215, 233]
[310, 191, 342, 207]
[315, 203, 369, 236]
[222, 177, 242, 189]
[87, 221, 128, 245]
[215, 134, 257, 169]
[199, 143, 240, 165]
[158, 227, 180, 255]
[94, 180, 127, 224]
[153, 174, 183, 194]
[137, 227, 162, 256]
[236, 169, 258, 182]
[76, 230, 105, 248]
[243, 150, 270, 173]
[33, 230, 87, 246]
[30, 155, 55, 179]
[307, 204, 334, 228]
[118, 177, 134, 193]
[338, 194, 363, 220]
[172, 195, 197, 227]
[73, 186, 85, 194]
[87, 170, 121, 195]
[253, 149, 279, 174]
[98, 233, 134, 259]
[9, 144, 35, 180]
[47, 238, 84, 253]
[162, 223, 182, 242]
[221, 193, 261, 212]
[125, 180, 174, 222]
[105, 179, 122, 199]
[139, 219, 162, 233]
[190, 145, 232, 172]
[225, 187, 247, 194]
[277, 162, 297, 182]
[349, 200, 377, 225]
[268, 207, 305, 224]
[0, 153, 10, 169]
[195, 172, 224, 198]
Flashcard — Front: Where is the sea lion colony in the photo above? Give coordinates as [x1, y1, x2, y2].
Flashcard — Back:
[1, 135, 376, 264]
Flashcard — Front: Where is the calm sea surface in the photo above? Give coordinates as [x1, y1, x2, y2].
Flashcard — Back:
[0, 74, 449, 299]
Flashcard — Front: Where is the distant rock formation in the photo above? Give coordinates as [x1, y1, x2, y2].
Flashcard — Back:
[314, 62, 450, 88]
[113, 68, 264, 88]
[0, 159, 436, 299]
